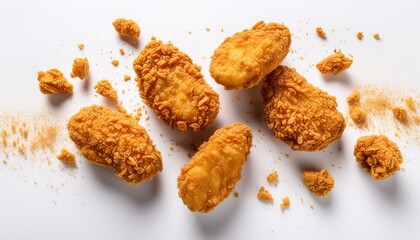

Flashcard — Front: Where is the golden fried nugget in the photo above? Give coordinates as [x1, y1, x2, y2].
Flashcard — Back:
[112, 18, 140, 39]
[316, 51, 353, 75]
[70, 58, 89, 80]
[177, 122, 252, 213]
[133, 38, 219, 132]
[67, 105, 162, 185]
[261, 66, 346, 151]
[210, 21, 291, 90]
[354, 135, 403, 180]
[303, 169, 334, 196]
[37, 69, 73, 94]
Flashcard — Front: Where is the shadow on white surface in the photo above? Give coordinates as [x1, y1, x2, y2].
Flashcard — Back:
[321, 71, 354, 87]
[360, 170, 405, 205]
[120, 36, 140, 49]
[47, 93, 73, 107]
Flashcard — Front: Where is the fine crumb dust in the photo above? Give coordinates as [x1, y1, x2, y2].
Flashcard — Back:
[56, 148, 76, 166]
[280, 197, 290, 209]
[257, 187, 273, 202]
[266, 171, 279, 184]
[392, 107, 408, 123]
[94, 80, 118, 100]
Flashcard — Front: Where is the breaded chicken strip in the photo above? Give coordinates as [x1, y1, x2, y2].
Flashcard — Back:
[133, 38, 220, 132]
[261, 66, 346, 151]
[210, 21, 291, 90]
[67, 105, 162, 185]
[177, 122, 252, 213]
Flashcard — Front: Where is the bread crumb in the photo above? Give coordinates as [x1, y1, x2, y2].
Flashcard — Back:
[234, 192, 239, 198]
[316, 27, 326, 39]
[373, 33, 380, 40]
[347, 90, 361, 106]
[349, 106, 367, 124]
[56, 148, 76, 166]
[257, 187, 273, 202]
[123, 75, 131, 81]
[266, 171, 279, 184]
[303, 168, 334, 196]
[316, 51, 353, 75]
[356, 32, 363, 40]
[354, 135, 403, 180]
[2, 130, 7, 147]
[37, 69, 73, 94]
[405, 97, 416, 112]
[119, 48, 125, 55]
[30, 126, 58, 152]
[78, 43, 84, 50]
[111, 60, 119, 66]
[112, 18, 140, 39]
[392, 107, 408, 123]
[280, 197, 290, 209]
[70, 58, 89, 80]
[94, 80, 118, 100]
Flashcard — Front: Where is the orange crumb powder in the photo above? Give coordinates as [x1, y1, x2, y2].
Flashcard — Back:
[94, 80, 118, 100]
[257, 187, 273, 202]
[392, 107, 408, 123]
[280, 197, 290, 209]
[112, 18, 140, 39]
[2, 130, 8, 147]
[56, 148, 76, 166]
[70, 58, 89, 80]
[37, 69, 73, 94]
[405, 97, 416, 112]
[303, 168, 334, 196]
[266, 171, 279, 184]
[316, 27, 326, 39]
[30, 126, 58, 152]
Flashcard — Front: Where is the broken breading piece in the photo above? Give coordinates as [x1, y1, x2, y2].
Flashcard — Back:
[356, 32, 364, 40]
[261, 66, 346, 151]
[392, 107, 408, 123]
[316, 27, 327, 39]
[280, 197, 290, 209]
[67, 105, 162, 185]
[266, 171, 279, 184]
[210, 21, 291, 90]
[303, 169, 334, 197]
[354, 135, 403, 180]
[70, 58, 89, 80]
[177, 123, 253, 213]
[112, 18, 140, 39]
[347, 90, 361, 106]
[94, 80, 118, 100]
[257, 187, 273, 202]
[349, 106, 367, 124]
[316, 51, 353, 75]
[56, 148, 76, 166]
[133, 37, 220, 132]
[37, 69, 73, 94]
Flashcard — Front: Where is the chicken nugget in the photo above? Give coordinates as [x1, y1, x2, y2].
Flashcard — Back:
[133, 37, 219, 132]
[210, 21, 291, 90]
[177, 122, 252, 213]
[67, 105, 162, 185]
[261, 66, 346, 151]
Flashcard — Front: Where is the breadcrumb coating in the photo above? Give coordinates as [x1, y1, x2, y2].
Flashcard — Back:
[392, 107, 408, 123]
[261, 66, 346, 151]
[56, 148, 76, 166]
[37, 69, 73, 94]
[112, 18, 140, 39]
[405, 97, 416, 112]
[210, 21, 291, 90]
[303, 169, 334, 196]
[94, 80, 118, 100]
[316, 51, 353, 75]
[177, 123, 252, 213]
[67, 105, 162, 185]
[133, 38, 220, 132]
[70, 58, 89, 80]
[354, 135, 403, 180]
[316, 27, 326, 39]
[257, 187, 273, 202]
[266, 171, 279, 184]
[280, 197, 290, 209]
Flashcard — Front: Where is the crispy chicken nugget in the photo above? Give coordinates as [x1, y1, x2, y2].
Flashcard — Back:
[210, 21, 291, 90]
[261, 66, 346, 151]
[133, 37, 220, 132]
[177, 122, 253, 213]
[67, 105, 162, 185]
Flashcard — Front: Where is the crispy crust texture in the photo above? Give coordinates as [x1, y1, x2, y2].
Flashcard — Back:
[177, 122, 253, 213]
[133, 38, 219, 132]
[67, 105, 162, 185]
[316, 51, 353, 75]
[261, 66, 346, 151]
[37, 69, 73, 94]
[210, 21, 291, 90]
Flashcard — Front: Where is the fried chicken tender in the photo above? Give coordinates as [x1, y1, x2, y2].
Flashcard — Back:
[316, 51, 353, 75]
[261, 66, 346, 151]
[112, 18, 140, 39]
[210, 21, 291, 90]
[177, 122, 252, 213]
[133, 38, 219, 132]
[67, 105, 162, 185]
[37, 68, 73, 94]
[354, 135, 403, 180]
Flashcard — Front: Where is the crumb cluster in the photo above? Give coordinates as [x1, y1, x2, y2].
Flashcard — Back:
[257, 187, 273, 202]
[112, 18, 140, 39]
[70, 58, 89, 80]
[37, 69, 73, 94]
[94, 80, 118, 100]
[56, 148, 76, 166]
[303, 168, 334, 196]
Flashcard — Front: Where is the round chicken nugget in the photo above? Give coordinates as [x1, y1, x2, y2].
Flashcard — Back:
[210, 21, 291, 90]
[133, 38, 220, 132]
[67, 105, 162, 185]
[177, 122, 253, 213]
[261, 66, 346, 151]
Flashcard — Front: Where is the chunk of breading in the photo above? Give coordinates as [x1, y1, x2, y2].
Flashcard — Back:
[70, 57, 90, 80]
[177, 122, 252, 213]
[133, 37, 219, 132]
[56, 148, 76, 166]
[303, 169, 334, 196]
[37, 68, 73, 94]
[210, 21, 291, 90]
[261, 66, 346, 151]
[316, 51, 353, 75]
[112, 18, 140, 39]
[94, 79, 118, 100]
[67, 105, 162, 185]
[354, 135, 403, 180]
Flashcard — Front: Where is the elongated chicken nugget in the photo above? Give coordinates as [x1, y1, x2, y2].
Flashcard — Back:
[67, 105, 162, 185]
[177, 122, 252, 213]
[133, 38, 220, 132]
[210, 21, 291, 90]
[261, 66, 346, 151]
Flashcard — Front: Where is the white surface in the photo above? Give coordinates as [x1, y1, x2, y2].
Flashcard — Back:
[0, 0, 419, 239]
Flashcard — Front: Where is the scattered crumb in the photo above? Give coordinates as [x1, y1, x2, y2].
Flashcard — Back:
[123, 75, 131, 81]
[30, 126, 58, 152]
[280, 197, 290, 209]
[257, 187, 273, 202]
[116, 101, 128, 115]
[300, 197, 304, 204]
[111, 60, 119, 67]
[119, 48, 125, 55]
[356, 32, 363, 40]
[56, 148, 76, 166]
[316, 51, 353, 75]
[70, 58, 89, 80]
[206, 27, 210, 32]
[95, 80, 118, 100]
[37, 69, 73, 94]
[303, 168, 335, 196]
[347, 90, 361, 106]
[266, 171, 279, 184]
[405, 97, 416, 112]
[112, 18, 140, 39]
[349, 106, 367, 124]
[78, 43, 85, 50]
[2, 160, 7, 164]
[392, 107, 408, 123]
[234, 192, 239, 198]
[373, 33, 380, 40]
[310, 205, 314, 210]
[2, 130, 7, 147]
[316, 27, 326, 39]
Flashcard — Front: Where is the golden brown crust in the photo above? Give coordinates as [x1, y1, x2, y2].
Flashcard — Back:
[94, 80, 118, 100]
[316, 51, 353, 75]
[133, 38, 219, 132]
[112, 18, 140, 39]
[257, 187, 273, 202]
[303, 169, 334, 196]
[37, 69, 73, 94]
[70, 58, 89, 80]
[354, 135, 403, 180]
[177, 122, 252, 213]
[316, 27, 327, 39]
[67, 105, 162, 185]
[261, 66, 346, 151]
[56, 148, 76, 166]
[210, 21, 291, 90]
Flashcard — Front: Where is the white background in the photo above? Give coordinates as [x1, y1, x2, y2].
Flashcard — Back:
[0, 0, 419, 239]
